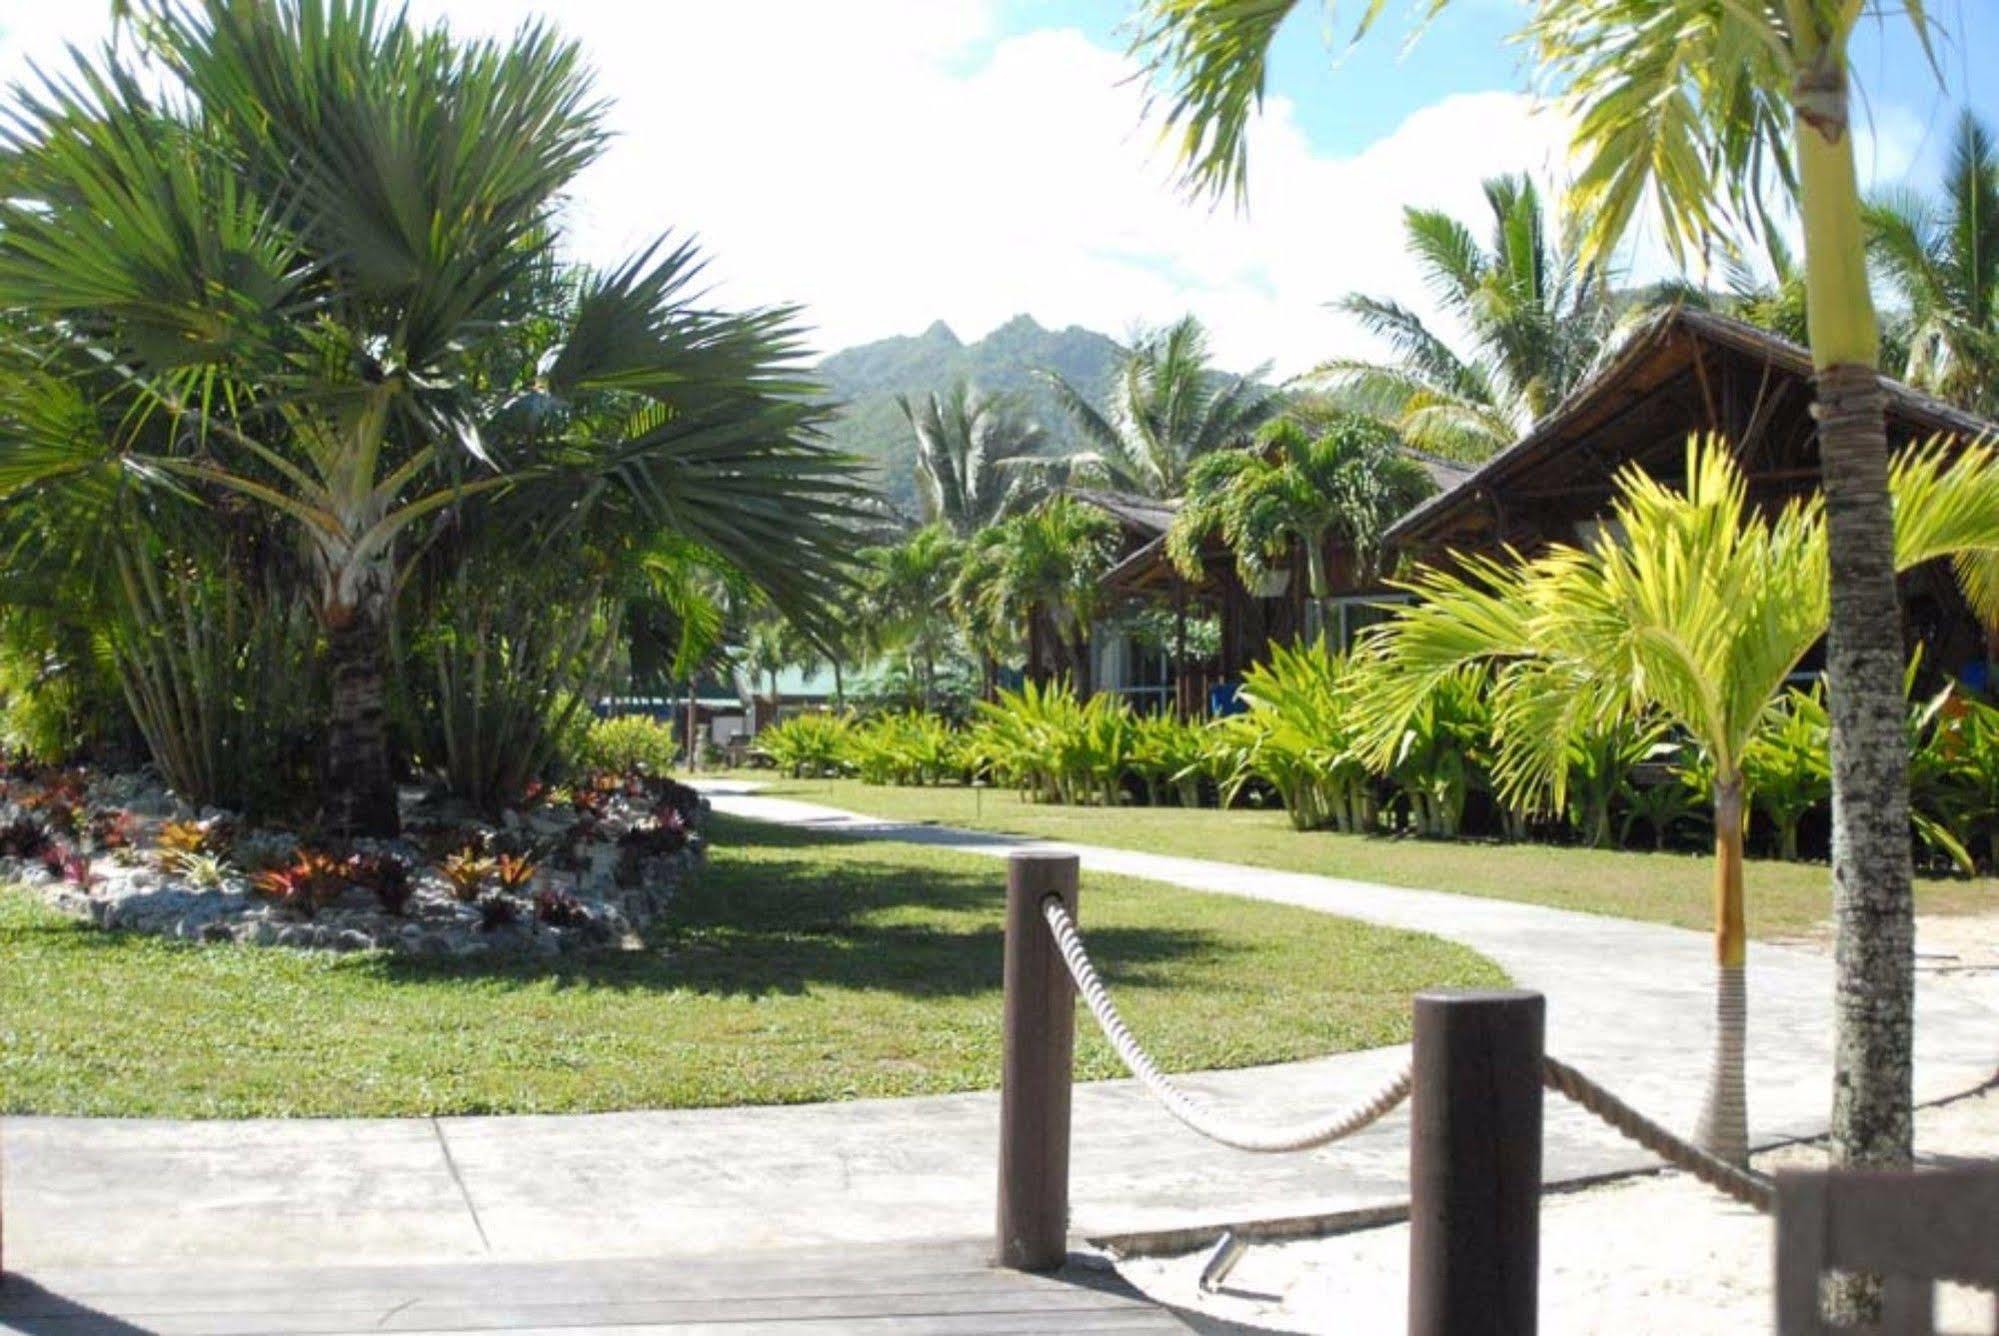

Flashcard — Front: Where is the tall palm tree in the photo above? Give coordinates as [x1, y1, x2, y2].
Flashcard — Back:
[954, 497, 1120, 697]
[899, 382, 1054, 535]
[1043, 315, 1283, 498]
[1168, 414, 1434, 639]
[0, 0, 865, 834]
[1362, 437, 1999, 1163]
[1127, 2, 1950, 1303]
[854, 525, 963, 709]
[1320, 175, 1612, 459]
[1867, 110, 1999, 416]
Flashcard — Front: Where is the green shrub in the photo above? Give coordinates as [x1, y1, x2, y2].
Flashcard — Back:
[754, 713, 856, 777]
[1914, 688, 1999, 873]
[1129, 712, 1208, 806]
[848, 711, 967, 786]
[577, 714, 681, 776]
[1218, 640, 1375, 831]
[1742, 685, 1831, 861]
[973, 680, 1135, 805]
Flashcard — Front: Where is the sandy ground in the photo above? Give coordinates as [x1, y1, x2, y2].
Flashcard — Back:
[1121, 912, 1999, 1336]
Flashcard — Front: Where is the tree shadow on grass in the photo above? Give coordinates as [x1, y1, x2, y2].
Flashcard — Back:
[360, 814, 1242, 1002]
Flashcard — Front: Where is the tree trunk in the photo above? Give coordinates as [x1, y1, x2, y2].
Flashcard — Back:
[1792, 46, 1916, 1324]
[833, 660, 846, 712]
[325, 606, 400, 838]
[1304, 538, 1331, 648]
[1694, 773, 1749, 1163]
[685, 678, 699, 771]
[1173, 593, 1190, 720]
[1820, 369, 1916, 1164]
[1069, 634, 1092, 701]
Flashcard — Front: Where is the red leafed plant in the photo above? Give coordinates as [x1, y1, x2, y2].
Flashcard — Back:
[532, 885, 587, 927]
[252, 850, 344, 918]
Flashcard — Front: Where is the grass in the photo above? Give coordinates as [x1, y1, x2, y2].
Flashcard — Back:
[710, 773, 1999, 941]
[0, 813, 1501, 1118]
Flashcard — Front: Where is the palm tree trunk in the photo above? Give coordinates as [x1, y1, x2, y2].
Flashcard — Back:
[325, 605, 400, 838]
[1794, 50, 1915, 1312]
[1305, 538, 1331, 647]
[1694, 773, 1749, 1163]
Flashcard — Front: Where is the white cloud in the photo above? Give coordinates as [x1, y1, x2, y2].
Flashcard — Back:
[0, 2, 1937, 377]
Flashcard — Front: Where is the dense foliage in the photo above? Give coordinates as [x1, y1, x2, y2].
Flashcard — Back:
[0, 1, 864, 826]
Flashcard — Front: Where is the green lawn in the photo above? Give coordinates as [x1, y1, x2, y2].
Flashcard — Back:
[710, 773, 1999, 940]
[0, 813, 1501, 1118]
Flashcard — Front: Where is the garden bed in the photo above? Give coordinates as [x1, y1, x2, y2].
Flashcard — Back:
[0, 764, 705, 959]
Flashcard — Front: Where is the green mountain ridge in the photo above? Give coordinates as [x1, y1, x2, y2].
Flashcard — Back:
[816, 314, 1127, 512]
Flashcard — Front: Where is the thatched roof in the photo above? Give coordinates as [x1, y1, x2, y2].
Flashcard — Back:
[1386, 307, 1998, 552]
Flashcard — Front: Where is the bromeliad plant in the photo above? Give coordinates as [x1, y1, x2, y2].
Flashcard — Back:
[1360, 435, 1999, 1163]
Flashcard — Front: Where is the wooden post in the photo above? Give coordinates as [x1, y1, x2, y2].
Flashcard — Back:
[996, 851, 1080, 1272]
[1408, 989, 1545, 1336]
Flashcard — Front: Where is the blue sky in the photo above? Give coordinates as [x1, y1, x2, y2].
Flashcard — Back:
[1, 2, 1993, 375]
[986, 0, 1997, 181]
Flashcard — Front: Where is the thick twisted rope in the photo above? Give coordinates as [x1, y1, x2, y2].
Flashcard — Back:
[1042, 897, 1412, 1154]
[1541, 1055, 1774, 1212]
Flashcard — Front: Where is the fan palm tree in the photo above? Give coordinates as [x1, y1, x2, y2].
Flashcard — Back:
[900, 382, 1056, 535]
[1319, 175, 1612, 459]
[1360, 437, 1999, 1163]
[1043, 315, 1283, 498]
[954, 497, 1121, 697]
[0, 0, 865, 834]
[854, 525, 963, 709]
[1127, 2, 1951, 1301]
[1168, 414, 1434, 640]
[1866, 110, 1999, 416]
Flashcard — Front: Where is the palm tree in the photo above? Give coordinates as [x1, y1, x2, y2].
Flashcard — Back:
[1168, 414, 1434, 640]
[0, 0, 865, 834]
[954, 497, 1121, 697]
[900, 382, 1055, 535]
[1361, 437, 1999, 1163]
[1867, 110, 1999, 416]
[1043, 315, 1283, 498]
[1126, 2, 1951, 1302]
[854, 525, 963, 709]
[1319, 175, 1612, 459]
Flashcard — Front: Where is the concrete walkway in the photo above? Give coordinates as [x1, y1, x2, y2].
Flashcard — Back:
[5, 787, 1995, 1274]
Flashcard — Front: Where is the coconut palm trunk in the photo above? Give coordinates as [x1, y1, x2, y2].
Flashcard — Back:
[1695, 773, 1750, 1162]
[1794, 41, 1917, 1219]
[325, 602, 399, 837]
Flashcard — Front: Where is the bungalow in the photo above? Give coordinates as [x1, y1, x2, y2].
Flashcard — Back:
[1094, 307, 1998, 712]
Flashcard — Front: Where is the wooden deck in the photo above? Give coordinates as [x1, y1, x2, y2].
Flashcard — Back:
[0, 1241, 1195, 1334]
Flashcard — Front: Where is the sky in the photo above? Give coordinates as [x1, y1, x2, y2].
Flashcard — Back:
[0, 1, 1993, 377]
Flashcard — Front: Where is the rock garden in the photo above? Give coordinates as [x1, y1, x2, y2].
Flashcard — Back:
[0, 760, 706, 959]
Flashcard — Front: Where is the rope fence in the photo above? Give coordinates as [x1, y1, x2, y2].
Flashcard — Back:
[1043, 894, 1775, 1211]
[1043, 897, 1413, 1153]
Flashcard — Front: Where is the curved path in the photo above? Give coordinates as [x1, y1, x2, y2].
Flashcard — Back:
[6, 786, 1995, 1273]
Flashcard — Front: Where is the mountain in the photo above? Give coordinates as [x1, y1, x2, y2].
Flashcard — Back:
[816, 314, 1126, 512]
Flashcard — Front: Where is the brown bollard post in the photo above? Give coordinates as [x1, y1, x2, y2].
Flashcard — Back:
[996, 851, 1080, 1272]
[1408, 989, 1545, 1336]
